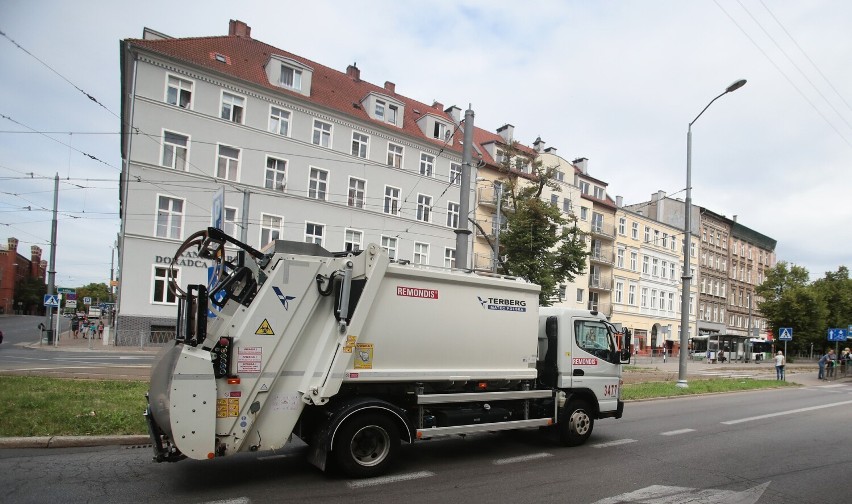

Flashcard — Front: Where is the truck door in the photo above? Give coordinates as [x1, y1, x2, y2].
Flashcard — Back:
[564, 318, 621, 411]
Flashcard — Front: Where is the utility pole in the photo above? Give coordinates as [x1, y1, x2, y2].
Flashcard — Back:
[43, 173, 59, 344]
[110, 243, 115, 303]
[454, 106, 474, 269]
[240, 189, 250, 243]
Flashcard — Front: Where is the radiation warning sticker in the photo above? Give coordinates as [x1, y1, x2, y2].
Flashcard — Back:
[354, 343, 373, 369]
[255, 319, 274, 335]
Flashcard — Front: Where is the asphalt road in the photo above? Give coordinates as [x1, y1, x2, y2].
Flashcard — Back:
[1, 383, 849, 504]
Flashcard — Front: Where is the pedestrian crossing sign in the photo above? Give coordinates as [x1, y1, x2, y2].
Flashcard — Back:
[778, 327, 792, 341]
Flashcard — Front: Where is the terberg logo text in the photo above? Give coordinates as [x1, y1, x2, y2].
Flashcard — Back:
[477, 296, 527, 312]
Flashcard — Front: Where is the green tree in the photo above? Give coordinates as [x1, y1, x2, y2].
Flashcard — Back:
[810, 266, 852, 332]
[492, 141, 587, 305]
[757, 262, 827, 354]
[14, 277, 46, 315]
[76, 283, 110, 306]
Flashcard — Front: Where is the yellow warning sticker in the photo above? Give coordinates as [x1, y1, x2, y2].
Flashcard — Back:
[255, 319, 274, 335]
[355, 343, 373, 369]
[347, 335, 357, 344]
[216, 397, 240, 418]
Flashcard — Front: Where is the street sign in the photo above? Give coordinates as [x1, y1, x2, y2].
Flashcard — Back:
[66, 293, 77, 301]
[83, 296, 92, 305]
[778, 327, 793, 341]
[827, 328, 847, 342]
[66, 300, 77, 308]
[57, 287, 75, 294]
[212, 186, 225, 230]
[43, 294, 59, 307]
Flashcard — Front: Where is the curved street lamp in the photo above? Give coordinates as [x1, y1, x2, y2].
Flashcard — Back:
[677, 79, 747, 388]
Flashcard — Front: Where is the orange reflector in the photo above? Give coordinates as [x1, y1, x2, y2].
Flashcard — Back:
[227, 378, 240, 384]
[416, 431, 423, 439]
[477, 382, 487, 390]
[207, 452, 215, 459]
[547, 419, 553, 426]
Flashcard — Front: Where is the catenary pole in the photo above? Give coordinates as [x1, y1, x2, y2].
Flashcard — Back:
[455, 106, 474, 269]
[43, 173, 59, 344]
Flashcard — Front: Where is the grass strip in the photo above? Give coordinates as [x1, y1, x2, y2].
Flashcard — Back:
[622, 378, 798, 401]
[0, 376, 149, 437]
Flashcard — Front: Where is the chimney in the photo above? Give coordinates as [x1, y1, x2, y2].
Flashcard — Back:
[616, 195, 623, 208]
[228, 20, 251, 38]
[733, 215, 738, 222]
[573, 157, 588, 175]
[30, 245, 41, 262]
[445, 105, 461, 124]
[7, 237, 18, 251]
[432, 100, 443, 111]
[533, 136, 546, 153]
[544, 146, 557, 153]
[346, 63, 360, 81]
[654, 190, 666, 201]
[384, 81, 395, 94]
[497, 123, 514, 144]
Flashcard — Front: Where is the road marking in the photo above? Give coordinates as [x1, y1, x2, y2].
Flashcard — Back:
[660, 428, 695, 436]
[591, 438, 636, 448]
[722, 399, 852, 425]
[591, 482, 769, 504]
[493, 452, 552, 465]
[816, 383, 846, 388]
[201, 499, 251, 504]
[347, 471, 434, 489]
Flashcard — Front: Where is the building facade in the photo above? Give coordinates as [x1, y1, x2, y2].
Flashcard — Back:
[117, 20, 474, 343]
[0, 237, 46, 315]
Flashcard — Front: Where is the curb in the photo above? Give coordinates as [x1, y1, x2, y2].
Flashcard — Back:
[0, 435, 150, 449]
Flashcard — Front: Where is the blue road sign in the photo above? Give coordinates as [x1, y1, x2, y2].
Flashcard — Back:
[778, 327, 793, 341]
[827, 328, 847, 342]
[43, 294, 59, 307]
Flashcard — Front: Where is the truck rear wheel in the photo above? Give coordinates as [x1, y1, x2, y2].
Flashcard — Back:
[333, 412, 400, 478]
[559, 400, 594, 447]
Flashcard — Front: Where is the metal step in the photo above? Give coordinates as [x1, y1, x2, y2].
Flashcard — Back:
[416, 389, 553, 405]
[417, 418, 553, 438]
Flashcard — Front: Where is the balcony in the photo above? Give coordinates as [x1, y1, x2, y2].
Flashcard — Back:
[589, 275, 611, 291]
[590, 223, 615, 241]
[477, 186, 502, 209]
[588, 301, 612, 316]
[473, 252, 495, 271]
[589, 247, 614, 266]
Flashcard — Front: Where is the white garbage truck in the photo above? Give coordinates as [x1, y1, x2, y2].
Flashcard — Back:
[145, 228, 629, 478]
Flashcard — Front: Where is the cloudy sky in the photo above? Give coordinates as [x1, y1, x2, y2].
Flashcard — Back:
[1, 0, 850, 289]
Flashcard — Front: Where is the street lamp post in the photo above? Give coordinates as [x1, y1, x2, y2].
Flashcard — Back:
[677, 79, 746, 388]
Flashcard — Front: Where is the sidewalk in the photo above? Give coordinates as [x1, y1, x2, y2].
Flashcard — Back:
[24, 328, 162, 353]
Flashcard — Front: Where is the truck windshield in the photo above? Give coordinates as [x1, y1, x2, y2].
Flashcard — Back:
[575, 320, 615, 355]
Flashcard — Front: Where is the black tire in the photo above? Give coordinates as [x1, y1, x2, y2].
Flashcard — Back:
[332, 412, 400, 478]
[558, 400, 594, 447]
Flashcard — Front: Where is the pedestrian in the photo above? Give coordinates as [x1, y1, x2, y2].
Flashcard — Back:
[827, 348, 837, 379]
[774, 351, 786, 381]
[88, 322, 97, 339]
[818, 349, 834, 380]
[97, 321, 104, 340]
[842, 348, 851, 377]
[71, 316, 80, 339]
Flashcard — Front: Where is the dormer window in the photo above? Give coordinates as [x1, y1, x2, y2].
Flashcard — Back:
[375, 99, 399, 126]
[364, 93, 404, 127]
[433, 122, 448, 141]
[280, 65, 302, 90]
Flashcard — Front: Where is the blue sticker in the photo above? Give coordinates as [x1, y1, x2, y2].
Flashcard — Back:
[272, 286, 297, 310]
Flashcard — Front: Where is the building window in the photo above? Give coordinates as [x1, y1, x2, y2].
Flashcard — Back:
[265, 156, 287, 191]
[433, 121, 447, 140]
[594, 186, 605, 199]
[618, 217, 626, 235]
[641, 288, 648, 308]
[416, 194, 432, 222]
[152, 266, 178, 304]
[223, 207, 238, 238]
[280, 65, 302, 90]
[562, 199, 572, 213]
[579, 181, 589, 194]
[642, 256, 649, 274]
[162, 131, 188, 171]
[662, 233, 668, 248]
[617, 248, 625, 268]
[348, 177, 366, 208]
[659, 291, 666, 310]
[351, 132, 369, 158]
[166, 75, 192, 109]
[260, 213, 283, 248]
[312, 119, 332, 148]
[388, 104, 399, 125]
[413, 242, 429, 265]
[576, 288, 584, 303]
[444, 248, 456, 269]
[383, 186, 401, 215]
[220, 92, 244, 124]
[381, 236, 397, 260]
[156, 195, 184, 239]
[630, 252, 638, 272]
[628, 284, 636, 305]
[308, 167, 328, 200]
[651, 289, 658, 309]
[449, 163, 461, 185]
[447, 202, 460, 228]
[551, 194, 559, 206]
[375, 99, 386, 121]
[580, 207, 588, 221]
[387, 143, 404, 168]
[269, 106, 291, 136]
[670, 262, 676, 280]
[216, 144, 240, 181]
[344, 229, 363, 252]
[419, 153, 435, 177]
[615, 281, 624, 304]
[668, 293, 675, 312]
[644, 226, 650, 243]
[652, 258, 659, 277]
[631, 222, 639, 240]
[305, 222, 324, 245]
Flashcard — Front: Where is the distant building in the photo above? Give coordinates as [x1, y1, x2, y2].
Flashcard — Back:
[0, 237, 47, 315]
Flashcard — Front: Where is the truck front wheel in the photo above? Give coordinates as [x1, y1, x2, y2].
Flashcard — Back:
[333, 412, 400, 478]
[558, 400, 594, 447]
